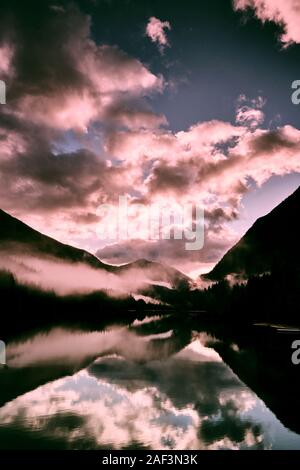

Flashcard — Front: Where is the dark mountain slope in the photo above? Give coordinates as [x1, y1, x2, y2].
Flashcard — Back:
[204, 186, 300, 281]
[0, 209, 190, 288]
[0, 209, 110, 270]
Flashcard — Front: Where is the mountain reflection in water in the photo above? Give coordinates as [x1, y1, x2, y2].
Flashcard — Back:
[0, 315, 300, 450]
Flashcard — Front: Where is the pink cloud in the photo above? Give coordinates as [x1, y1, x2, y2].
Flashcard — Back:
[234, 0, 300, 45]
[17, 90, 99, 133]
[97, 116, 300, 272]
[2, 94, 300, 274]
[80, 44, 163, 95]
[105, 104, 168, 130]
[236, 108, 264, 128]
[3, 7, 164, 133]
[146, 17, 171, 52]
[0, 43, 14, 77]
[0, 1, 299, 276]
[235, 95, 265, 128]
[106, 120, 245, 164]
[15, 42, 164, 132]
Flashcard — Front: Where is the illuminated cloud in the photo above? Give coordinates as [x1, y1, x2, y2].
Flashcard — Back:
[234, 0, 300, 46]
[236, 95, 265, 129]
[0, 5, 164, 133]
[0, 329, 264, 450]
[0, 2, 300, 276]
[0, 43, 14, 77]
[146, 16, 171, 52]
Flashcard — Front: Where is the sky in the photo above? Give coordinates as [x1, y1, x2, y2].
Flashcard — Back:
[0, 0, 300, 277]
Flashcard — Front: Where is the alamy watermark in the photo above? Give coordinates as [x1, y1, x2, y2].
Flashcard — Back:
[96, 196, 205, 251]
[291, 340, 300, 365]
[0, 80, 6, 104]
[291, 80, 300, 105]
[0, 340, 6, 365]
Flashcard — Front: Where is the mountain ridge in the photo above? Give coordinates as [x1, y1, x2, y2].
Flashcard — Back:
[203, 186, 300, 281]
[0, 209, 190, 288]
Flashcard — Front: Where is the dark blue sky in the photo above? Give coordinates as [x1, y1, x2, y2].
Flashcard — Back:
[77, 0, 300, 131]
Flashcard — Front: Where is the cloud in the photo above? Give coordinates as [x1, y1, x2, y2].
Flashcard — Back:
[236, 94, 265, 129]
[3, 107, 299, 274]
[0, 248, 177, 297]
[0, 3, 164, 133]
[234, 0, 300, 46]
[104, 100, 168, 130]
[236, 108, 264, 128]
[106, 111, 300, 204]
[2, 87, 300, 274]
[0, 119, 129, 214]
[0, 43, 14, 77]
[0, 2, 166, 247]
[6, 327, 159, 368]
[146, 16, 171, 52]
[98, 117, 300, 273]
[0, 1, 300, 277]
[0, 330, 264, 450]
[96, 228, 236, 275]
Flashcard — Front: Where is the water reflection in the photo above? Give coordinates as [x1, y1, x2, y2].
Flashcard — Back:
[0, 318, 300, 450]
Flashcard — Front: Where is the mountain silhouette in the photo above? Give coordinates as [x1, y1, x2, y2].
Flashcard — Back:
[0, 209, 189, 289]
[109, 258, 190, 288]
[204, 186, 300, 281]
[0, 208, 110, 270]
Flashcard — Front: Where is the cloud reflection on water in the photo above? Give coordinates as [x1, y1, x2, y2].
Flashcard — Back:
[0, 329, 267, 450]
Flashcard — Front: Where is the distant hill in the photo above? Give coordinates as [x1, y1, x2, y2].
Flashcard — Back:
[0, 209, 190, 290]
[204, 186, 300, 281]
[108, 258, 190, 289]
[0, 208, 110, 270]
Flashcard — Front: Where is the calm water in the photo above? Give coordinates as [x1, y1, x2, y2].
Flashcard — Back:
[1, 315, 300, 450]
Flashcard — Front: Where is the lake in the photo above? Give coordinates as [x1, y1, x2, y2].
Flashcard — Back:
[1, 314, 300, 450]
